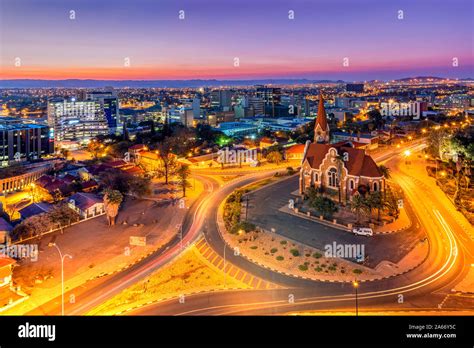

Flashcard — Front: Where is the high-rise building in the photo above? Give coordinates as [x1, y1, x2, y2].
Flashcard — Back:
[248, 97, 265, 116]
[47, 97, 109, 143]
[192, 98, 201, 118]
[83, 91, 119, 132]
[256, 85, 281, 116]
[0, 117, 54, 166]
[210, 90, 232, 110]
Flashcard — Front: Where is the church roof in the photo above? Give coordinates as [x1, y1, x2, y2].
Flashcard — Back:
[303, 142, 382, 178]
[315, 93, 329, 131]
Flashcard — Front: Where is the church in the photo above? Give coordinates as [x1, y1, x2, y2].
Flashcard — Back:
[299, 94, 385, 204]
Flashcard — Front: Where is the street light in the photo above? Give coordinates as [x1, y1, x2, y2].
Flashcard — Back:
[353, 280, 359, 317]
[49, 243, 72, 316]
[404, 150, 411, 165]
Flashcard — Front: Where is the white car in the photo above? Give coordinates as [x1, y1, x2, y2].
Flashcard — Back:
[353, 227, 373, 237]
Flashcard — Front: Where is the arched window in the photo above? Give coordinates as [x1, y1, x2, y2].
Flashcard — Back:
[349, 179, 354, 190]
[373, 182, 378, 191]
[328, 168, 338, 188]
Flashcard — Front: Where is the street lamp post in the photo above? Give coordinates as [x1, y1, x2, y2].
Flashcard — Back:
[49, 243, 72, 316]
[353, 280, 359, 317]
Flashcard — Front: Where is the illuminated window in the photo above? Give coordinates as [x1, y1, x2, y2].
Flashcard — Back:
[328, 168, 338, 188]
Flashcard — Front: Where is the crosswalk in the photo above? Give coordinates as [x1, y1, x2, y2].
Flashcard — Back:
[194, 238, 279, 290]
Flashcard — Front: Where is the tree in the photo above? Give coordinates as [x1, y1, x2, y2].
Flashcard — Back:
[48, 203, 80, 233]
[100, 169, 130, 194]
[350, 194, 369, 224]
[367, 191, 384, 222]
[176, 164, 192, 197]
[60, 148, 70, 159]
[384, 186, 400, 219]
[100, 169, 150, 197]
[103, 189, 123, 226]
[4, 204, 19, 221]
[12, 213, 52, 241]
[87, 139, 103, 160]
[308, 194, 338, 219]
[156, 137, 177, 184]
[128, 176, 151, 197]
[266, 150, 283, 165]
[378, 165, 391, 197]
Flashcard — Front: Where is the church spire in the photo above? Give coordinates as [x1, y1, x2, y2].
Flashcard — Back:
[314, 93, 330, 143]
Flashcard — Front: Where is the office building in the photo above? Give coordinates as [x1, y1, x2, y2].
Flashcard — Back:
[0, 117, 54, 166]
[47, 97, 109, 143]
[82, 91, 119, 132]
[210, 90, 232, 110]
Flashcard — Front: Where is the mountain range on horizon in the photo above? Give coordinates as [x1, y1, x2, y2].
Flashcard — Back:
[0, 76, 472, 88]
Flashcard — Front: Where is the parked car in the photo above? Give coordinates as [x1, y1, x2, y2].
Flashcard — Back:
[352, 227, 373, 237]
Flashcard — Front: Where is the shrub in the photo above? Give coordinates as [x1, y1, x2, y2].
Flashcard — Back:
[280, 240, 287, 245]
[250, 246, 258, 250]
[290, 249, 300, 257]
[313, 252, 322, 259]
[315, 266, 322, 272]
[230, 221, 256, 234]
[328, 266, 337, 271]
[276, 255, 284, 261]
[305, 253, 311, 257]
[270, 248, 278, 253]
[298, 264, 308, 271]
[353, 269, 363, 274]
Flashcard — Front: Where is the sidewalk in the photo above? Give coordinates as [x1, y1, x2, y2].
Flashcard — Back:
[374, 203, 411, 234]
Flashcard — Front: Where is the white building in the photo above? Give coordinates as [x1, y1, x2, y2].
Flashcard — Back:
[47, 98, 109, 143]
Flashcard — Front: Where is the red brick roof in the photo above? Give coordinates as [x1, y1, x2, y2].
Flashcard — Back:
[122, 166, 144, 175]
[104, 160, 128, 168]
[286, 144, 305, 154]
[303, 142, 382, 178]
[81, 180, 99, 190]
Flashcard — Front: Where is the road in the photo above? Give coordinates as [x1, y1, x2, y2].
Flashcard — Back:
[23, 139, 473, 315]
[130, 140, 473, 315]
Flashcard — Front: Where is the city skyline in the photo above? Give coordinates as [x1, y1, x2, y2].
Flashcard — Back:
[1, 0, 473, 81]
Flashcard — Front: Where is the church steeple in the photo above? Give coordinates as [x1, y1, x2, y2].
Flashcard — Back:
[314, 93, 330, 143]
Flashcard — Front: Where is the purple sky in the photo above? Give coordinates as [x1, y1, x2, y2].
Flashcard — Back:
[1, 0, 472, 80]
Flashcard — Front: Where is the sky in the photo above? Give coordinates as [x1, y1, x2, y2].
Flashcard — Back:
[0, 0, 472, 81]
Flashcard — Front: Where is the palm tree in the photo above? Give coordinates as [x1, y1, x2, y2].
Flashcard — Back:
[368, 191, 384, 222]
[104, 189, 123, 226]
[378, 165, 391, 198]
[176, 164, 191, 197]
[350, 194, 367, 224]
